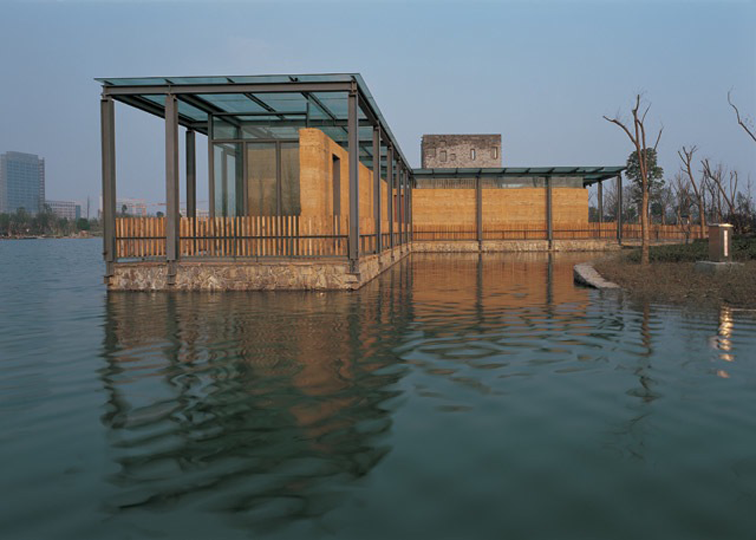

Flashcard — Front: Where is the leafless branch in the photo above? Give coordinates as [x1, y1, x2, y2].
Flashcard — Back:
[728, 89, 756, 143]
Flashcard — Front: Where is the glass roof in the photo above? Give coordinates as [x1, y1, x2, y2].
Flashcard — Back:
[96, 73, 408, 169]
[97, 74, 624, 178]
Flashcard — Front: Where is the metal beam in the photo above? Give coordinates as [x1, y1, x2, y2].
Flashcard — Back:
[598, 180, 603, 224]
[165, 94, 180, 272]
[114, 94, 198, 130]
[100, 96, 116, 278]
[347, 87, 360, 272]
[357, 91, 379, 127]
[373, 126, 382, 253]
[103, 81, 353, 96]
[186, 130, 196, 218]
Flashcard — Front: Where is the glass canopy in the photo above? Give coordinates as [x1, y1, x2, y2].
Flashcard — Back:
[412, 166, 625, 187]
[96, 73, 409, 174]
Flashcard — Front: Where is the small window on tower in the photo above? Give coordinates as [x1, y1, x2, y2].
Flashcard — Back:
[450, 153, 456, 161]
[440, 150, 447, 162]
[471, 149, 476, 161]
[492, 147, 498, 160]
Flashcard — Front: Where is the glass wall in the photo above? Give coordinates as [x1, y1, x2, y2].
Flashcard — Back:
[279, 142, 301, 216]
[213, 143, 244, 217]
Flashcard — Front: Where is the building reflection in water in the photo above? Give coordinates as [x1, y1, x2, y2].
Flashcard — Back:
[713, 305, 735, 378]
[98, 253, 606, 531]
[99, 261, 413, 529]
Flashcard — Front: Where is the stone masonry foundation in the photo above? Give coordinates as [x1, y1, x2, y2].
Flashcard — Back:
[108, 244, 411, 291]
[108, 240, 618, 291]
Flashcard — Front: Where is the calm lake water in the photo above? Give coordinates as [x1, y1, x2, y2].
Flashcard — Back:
[1, 238, 755, 539]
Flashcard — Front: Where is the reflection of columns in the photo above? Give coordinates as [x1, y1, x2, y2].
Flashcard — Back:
[546, 175, 553, 250]
[616, 173, 623, 244]
[598, 181, 603, 224]
[186, 130, 196, 218]
[373, 127, 381, 253]
[546, 252, 554, 309]
[165, 94, 180, 273]
[347, 87, 360, 271]
[387, 145, 394, 250]
[100, 96, 116, 278]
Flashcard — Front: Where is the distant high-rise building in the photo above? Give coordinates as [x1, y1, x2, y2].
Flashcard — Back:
[0, 151, 46, 215]
[46, 200, 81, 221]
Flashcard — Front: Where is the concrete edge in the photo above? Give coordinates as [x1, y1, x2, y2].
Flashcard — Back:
[573, 262, 622, 290]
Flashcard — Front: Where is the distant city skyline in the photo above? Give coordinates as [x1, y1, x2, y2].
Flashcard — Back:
[0, 0, 754, 206]
[0, 151, 45, 215]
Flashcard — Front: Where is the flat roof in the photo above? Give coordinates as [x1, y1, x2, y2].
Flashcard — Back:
[96, 73, 410, 172]
[413, 166, 625, 186]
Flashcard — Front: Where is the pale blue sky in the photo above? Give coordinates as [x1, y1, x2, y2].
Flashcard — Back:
[0, 0, 754, 208]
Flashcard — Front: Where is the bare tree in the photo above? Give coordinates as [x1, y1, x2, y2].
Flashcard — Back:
[656, 185, 674, 225]
[728, 90, 756, 143]
[702, 160, 738, 221]
[677, 146, 708, 238]
[604, 95, 663, 265]
[672, 172, 695, 240]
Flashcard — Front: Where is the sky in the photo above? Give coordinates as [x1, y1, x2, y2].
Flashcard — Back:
[0, 0, 754, 211]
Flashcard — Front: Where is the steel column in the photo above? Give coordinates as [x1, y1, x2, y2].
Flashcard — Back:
[208, 115, 215, 218]
[347, 87, 360, 271]
[387, 145, 394, 250]
[407, 176, 413, 241]
[616, 174, 623, 244]
[546, 175, 553, 249]
[404, 170, 411, 243]
[100, 96, 116, 278]
[186, 130, 196, 218]
[397, 164, 404, 245]
[597, 180, 603, 224]
[476, 175, 483, 245]
[165, 94, 180, 272]
[373, 127, 382, 253]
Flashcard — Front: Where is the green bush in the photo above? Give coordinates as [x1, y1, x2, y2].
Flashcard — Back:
[625, 236, 756, 263]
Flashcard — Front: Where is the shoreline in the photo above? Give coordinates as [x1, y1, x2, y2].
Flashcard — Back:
[593, 254, 756, 309]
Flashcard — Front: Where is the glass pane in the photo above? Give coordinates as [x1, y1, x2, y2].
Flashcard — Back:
[213, 117, 240, 140]
[280, 142, 301, 216]
[213, 143, 243, 217]
[246, 143, 277, 215]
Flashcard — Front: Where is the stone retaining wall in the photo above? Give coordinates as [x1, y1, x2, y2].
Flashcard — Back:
[108, 240, 618, 291]
[108, 245, 410, 291]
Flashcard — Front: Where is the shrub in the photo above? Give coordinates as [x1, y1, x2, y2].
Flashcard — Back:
[625, 236, 756, 263]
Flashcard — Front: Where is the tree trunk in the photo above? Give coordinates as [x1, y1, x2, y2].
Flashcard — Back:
[697, 195, 706, 239]
[641, 185, 650, 264]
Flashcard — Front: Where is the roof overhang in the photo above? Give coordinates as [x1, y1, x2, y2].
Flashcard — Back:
[412, 166, 626, 187]
[96, 73, 411, 172]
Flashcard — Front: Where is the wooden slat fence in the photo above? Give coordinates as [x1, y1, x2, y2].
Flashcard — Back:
[116, 216, 350, 259]
[413, 222, 709, 242]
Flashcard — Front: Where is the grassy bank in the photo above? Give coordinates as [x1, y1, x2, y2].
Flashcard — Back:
[594, 238, 756, 308]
